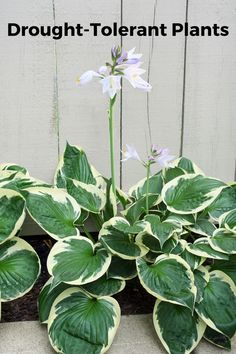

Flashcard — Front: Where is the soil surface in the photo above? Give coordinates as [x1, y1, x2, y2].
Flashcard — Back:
[1, 236, 155, 322]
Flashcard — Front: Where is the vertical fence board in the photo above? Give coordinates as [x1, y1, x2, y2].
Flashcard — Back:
[0, 1, 58, 182]
[121, 0, 187, 190]
[54, 0, 121, 181]
[183, 0, 236, 182]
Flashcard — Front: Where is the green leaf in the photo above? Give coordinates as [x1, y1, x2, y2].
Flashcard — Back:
[0, 237, 40, 301]
[210, 255, 236, 284]
[219, 209, 236, 233]
[0, 174, 50, 192]
[48, 288, 120, 354]
[129, 173, 163, 199]
[55, 143, 96, 188]
[81, 274, 125, 297]
[137, 255, 196, 310]
[99, 217, 148, 260]
[144, 214, 182, 247]
[103, 178, 117, 222]
[24, 187, 81, 240]
[173, 157, 203, 174]
[186, 238, 229, 260]
[122, 194, 160, 224]
[194, 266, 210, 303]
[153, 300, 206, 354]
[47, 237, 111, 286]
[164, 213, 195, 226]
[204, 326, 231, 350]
[38, 278, 71, 324]
[186, 218, 216, 237]
[66, 178, 106, 214]
[0, 188, 25, 244]
[162, 166, 185, 183]
[196, 270, 236, 338]
[209, 228, 236, 254]
[180, 246, 205, 270]
[0, 163, 28, 175]
[162, 174, 226, 214]
[207, 186, 236, 221]
[107, 256, 137, 280]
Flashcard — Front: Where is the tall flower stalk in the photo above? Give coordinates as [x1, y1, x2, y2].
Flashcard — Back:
[108, 95, 117, 197]
[77, 46, 151, 198]
[122, 144, 175, 214]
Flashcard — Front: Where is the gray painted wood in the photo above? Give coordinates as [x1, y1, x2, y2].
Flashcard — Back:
[0, 1, 235, 234]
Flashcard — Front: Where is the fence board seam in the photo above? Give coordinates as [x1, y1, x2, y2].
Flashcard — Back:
[179, 0, 189, 156]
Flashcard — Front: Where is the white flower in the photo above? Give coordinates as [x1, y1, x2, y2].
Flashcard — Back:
[126, 47, 142, 64]
[76, 70, 100, 85]
[121, 145, 142, 162]
[98, 66, 108, 75]
[155, 148, 175, 167]
[100, 75, 121, 98]
[123, 63, 152, 92]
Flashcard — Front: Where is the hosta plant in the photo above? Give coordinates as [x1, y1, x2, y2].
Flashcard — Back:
[27, 144, 236, 354]
[0, 164, 41, 312]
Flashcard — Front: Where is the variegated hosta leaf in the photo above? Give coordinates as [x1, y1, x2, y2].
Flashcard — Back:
[75, 209, 89, 226]
[162, 174, 226, 214]
[99, 217, 148, 260]
[107, 256, 137, 280]
[210, 255, 236, 284]
[0, 188, 25, 244]
[186, 217, 216, 237]
[0, 237, 40, 301]
[24, 187, 81, 240]
[162, 166, 185, 183]
[207, 186, 236, 221]
[180, 247, 205, 270]
[137, 255, 196, 310]
[54, 143, 96, 188]
[48, 288, 120, 354]
[103, 179, 117, 222]
[0, 174, 50, 192]
[204, 326, 231, 350]
[219, 209, 236, 233]
[153, 300, 206, 354]
[128, 173, 163, 199]
[38, 278, 71, 324]
[81, 274, 125, 297]
[194, 266, 210, 303]
[136, 232, 162, 253]
[122, 194, 160, 224]
[66, 178, 106, 213]
[47, 236, 111, 287]
[0, 163, 28, 175]
[164, 213, 195, 226]
[144, 214, 182, 247]
[172, 157, 204, 175]
[0, 170, 18, 184]
[209, 228, 236, 254]
[186, 238, 229, 260]
[196, 270, 236, 338]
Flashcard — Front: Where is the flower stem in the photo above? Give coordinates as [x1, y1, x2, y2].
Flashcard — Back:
[146, 162, 151, 215]
[108, 96, 117, 199]
[82, 225, 95, 243]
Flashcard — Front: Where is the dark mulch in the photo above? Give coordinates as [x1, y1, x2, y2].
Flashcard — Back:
[1, 236, 155, 322]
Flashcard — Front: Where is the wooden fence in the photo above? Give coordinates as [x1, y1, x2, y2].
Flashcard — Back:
[0, 1, 235, 208]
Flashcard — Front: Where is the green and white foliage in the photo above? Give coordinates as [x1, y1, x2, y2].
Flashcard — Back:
[196, 270, 236, 338]
[0, 188, 25, 244]
[0, 166, 41, 309]
[24, 187, 81, 240]
[54, 143, 97, 188]
[137, 255, 196, 310]
[153, 300, 206, 354]
[47, 236, 111, 287]
[48, 288, 120, 354]
[0, 237, 40, 301]
[162, 174, 226, 214]
[99, 217, 148, 259]
[33, 152, 236, 353]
